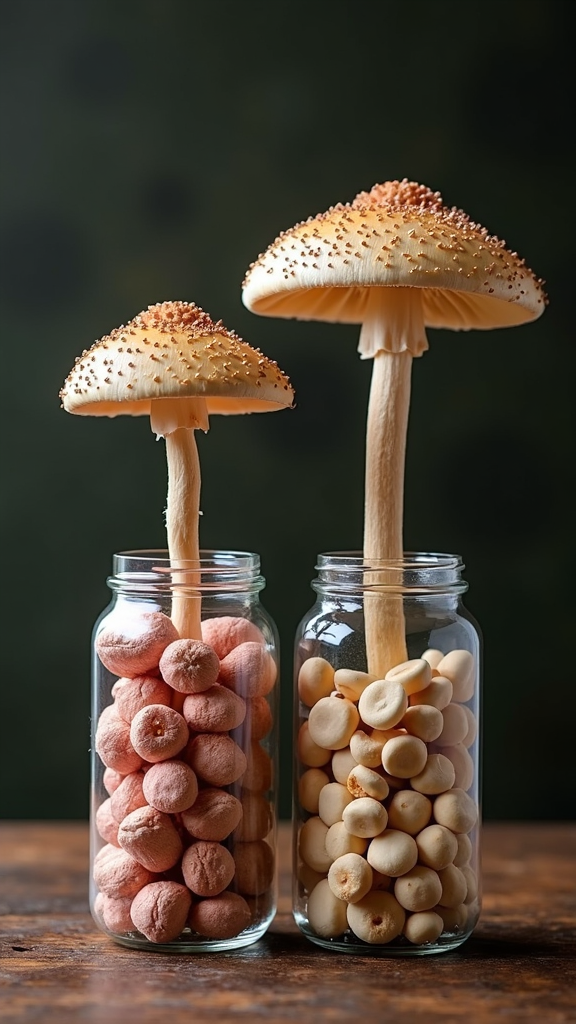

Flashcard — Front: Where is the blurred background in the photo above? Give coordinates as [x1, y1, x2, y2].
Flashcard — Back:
[1, 0, 574, 822]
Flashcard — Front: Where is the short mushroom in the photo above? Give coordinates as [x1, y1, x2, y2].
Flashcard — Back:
[242, 179, 547, 676]
[60, 300, 294, 640]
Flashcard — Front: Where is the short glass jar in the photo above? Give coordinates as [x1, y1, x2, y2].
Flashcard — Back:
[293, 552, 481, 955]
[90, 549, 279, 952]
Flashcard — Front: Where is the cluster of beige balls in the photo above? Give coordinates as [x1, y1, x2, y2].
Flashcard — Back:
[296, 649, 479, 946]
[92, 610, 276, 945]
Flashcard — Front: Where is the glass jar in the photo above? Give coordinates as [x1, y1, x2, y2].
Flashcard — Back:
[90, 549, 279, 952]
[293, 552, 481, 956]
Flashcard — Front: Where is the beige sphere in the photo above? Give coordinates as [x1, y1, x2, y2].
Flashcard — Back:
[436, 650, 475, 702]
[462, 864, 479, 904]
[437, 864, 468, 908]
[410, 753, 456, 795]
[437, 903, 468, 933]
[387, 790, 432, 835]
[297, 721, 331, 768]
[325, 821, 368, 861]
[328, 853, 373, 904]
[461, 706, 478, 748]
[394, 866, 442, 912]
[346, 891, 405, 944]
[307, 695, 360, 751]
[298, 768, 331, 814]
[342, 796, 388, 839]
[297, 860, 327, 895]
[307, 878, 348, 939]
[298, 657, 335, 707]
[318, 782, 354, 827]
[421, 649, 444, 671]
[438, 703, 469, 747]
[366, 829, 418, 877]
[385, 658, 431, 696]
[347, 764, 389, 801]
[453, 833, 473, 868]
[331, 747, 358, 784]
[403, 910, 444, 945]
[334, 669, 376, 702]
[409, 676, 453, 711]
[416, 824, 458, 870]
[298, 816, 332, 874]
[381, 734, 428, 779]
[438, 743, 475, 791]
[401, 704, 444, 743]
[349, 729, 387, 769]
[358, 678, 408, 731]
[433, 789, 478, 834]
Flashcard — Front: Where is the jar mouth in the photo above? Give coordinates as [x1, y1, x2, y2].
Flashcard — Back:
[313, 551, 467, 594]
[108, 549, 265, 594]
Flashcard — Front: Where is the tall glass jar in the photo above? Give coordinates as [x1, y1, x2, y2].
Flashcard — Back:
[293, 552, 481, 956]
[90, 549, 279, 952]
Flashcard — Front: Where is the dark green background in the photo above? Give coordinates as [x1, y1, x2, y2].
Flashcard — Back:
[1, 0, 574, 821]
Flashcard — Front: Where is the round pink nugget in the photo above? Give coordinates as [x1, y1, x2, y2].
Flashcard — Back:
[233, 840, 275, 895]
[201, 616, 265, 660]
[181, 787, 243, 841]
[130, 881, 191, 944]
[142, 760, 198, 814]
[103, 767, 125, 796]
[245, 697, 273, 741]
[117, 805, 183, 872]
[96, 611, 179, 677]
[95, 797, 120, 846]
[182, 841, 236, 897]
[93, 844, 155, 898]
[110, 771, 147, 822]
[159, 639, 220, 694]
[112, 674, 173, 723]
[183, 685, 246, 733]
[94, 891, 134, 933]
[189, 891, 251, 940]
[242, 742, 273, 792]
[95, 707, 144, 774]
[130, 704, 189, 762]
[219, 642, 277, 699]
[186, 733, 247, 786]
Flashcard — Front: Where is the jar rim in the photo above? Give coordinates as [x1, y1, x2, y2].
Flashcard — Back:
[312, 551, 467, 595]
[108, 549, 265, 594]
[315, 551, 463, 571]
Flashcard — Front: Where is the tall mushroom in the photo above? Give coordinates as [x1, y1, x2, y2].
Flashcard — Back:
[60, 300, 294, 640]
[242, 179, 547, 677]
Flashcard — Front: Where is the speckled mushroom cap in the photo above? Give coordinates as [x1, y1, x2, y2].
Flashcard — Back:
[242, 179, 547, 336]
[59, 300, 294, 420]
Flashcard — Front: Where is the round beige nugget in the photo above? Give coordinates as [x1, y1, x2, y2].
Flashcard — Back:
[331, 747, 358, 783]
[297, 860, 327, 895]
[325, 821, 368, 860]
[318, 782, 354, 827]
[328, 853, 373, 904]
[307, 695, 360, 750]
[181, 840, 235, 897]
[385, 658, 432, 696]
[416, 824, 458, 870]
[246, 696, 273, 741]
[110, 771, 146, 822]
[461, 864, 478, 903]
[394, 866, 442, 912]
[242, 741, 273, 792]
[421, 649, 444, 671]
[410, 676, 453, 711]
[436, 650, 475, 702]
[96, 798, 120, 846]
[189, 891, 251, 939]
[219, 641, 277, 698]
[93, 844, 155, 898]
[387, 790, 432, 835]
[358, 678, 407, 731]
[95, 708, 144, 775]
[113, 674, 173, 723]
[130, 880, 191, 943]
[433, 789, 478, 834]
[187, 733, 247, 787]
[94, 891, 134, 934]
[454, 833, 472, 868]
[95, 611, 179, 678]
[142, 759, 198, 814]
[234, 839, 274, 895]
[437, 903, 467, 932]
[346, 891, 405, 944]
[117, 805, 183, 872]
[461, 706, 478, 749]
[438, 743, 474, 791]
[410, 753, 456, 795]
[347, 765, 389, 801]
[298, 657, 335, 707]
[201, 615, 265, 660]
[403, 910, 444, 945]
[297, 721, 331, 768]
[381, 735, 428, 779]
[366, 830, 418, 877]
[307, 878, 348, 939]
[349, 729, 390, 768]
[103, 767, 125, 796]
[299, 768, 331, 814]
[401, 705, 443, 743]
[182, 685, 246, 733]
[299, 816, 332, 873]
[438, 703, 469, 747]
[342, 797, 388, 839]
[437, 864, 468, 907]
[233, 791, 273, 841]
[181, 787, 242, 841]
[130, 705, 188, 763]
[334, 669, 376, 702]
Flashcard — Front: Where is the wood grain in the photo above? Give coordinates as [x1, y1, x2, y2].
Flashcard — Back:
[1, 822, 575, 1023]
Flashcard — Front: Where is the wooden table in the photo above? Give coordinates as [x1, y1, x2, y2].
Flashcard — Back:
[1, 822, 574, 1023]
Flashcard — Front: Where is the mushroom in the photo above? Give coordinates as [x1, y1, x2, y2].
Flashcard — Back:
[60, 300, 294, 641]
[242, 179, 547, 676]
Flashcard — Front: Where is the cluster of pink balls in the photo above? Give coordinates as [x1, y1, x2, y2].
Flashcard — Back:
[92, 610, 276, 945]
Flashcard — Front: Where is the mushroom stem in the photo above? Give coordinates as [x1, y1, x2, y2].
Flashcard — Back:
[165, 426, 202, 642]
[359, 287, 427, 677]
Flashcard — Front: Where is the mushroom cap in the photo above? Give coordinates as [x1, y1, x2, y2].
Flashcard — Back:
[60, 300, 294, 418]
[242, 179, 547, 331]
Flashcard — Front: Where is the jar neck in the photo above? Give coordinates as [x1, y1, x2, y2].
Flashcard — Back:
[107, 549, 266, 596]
[312, 552, 468, 596]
